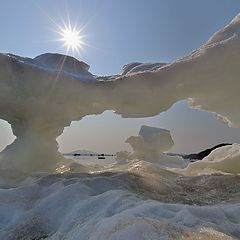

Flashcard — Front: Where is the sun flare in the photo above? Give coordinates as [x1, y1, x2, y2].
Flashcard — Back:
[59, 24, 83, 53]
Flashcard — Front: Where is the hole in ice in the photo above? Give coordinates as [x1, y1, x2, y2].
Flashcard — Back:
[57, 110, 159, 166]
[57, 101, 240, 160]
[57, 110, 167, 155]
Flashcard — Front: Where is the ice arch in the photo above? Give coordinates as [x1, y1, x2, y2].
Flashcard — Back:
[0, 13, 240, 173]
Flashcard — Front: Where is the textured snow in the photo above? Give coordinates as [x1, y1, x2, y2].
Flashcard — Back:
[0, 170, 239, 239]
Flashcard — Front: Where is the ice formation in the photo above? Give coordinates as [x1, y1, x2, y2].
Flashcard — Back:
[124, 125, 186, 168]
[0, 13, 240, 173]
[182, 143, 240, 176]
[0, 53, 105, 173]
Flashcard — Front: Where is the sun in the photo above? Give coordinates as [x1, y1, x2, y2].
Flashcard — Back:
[59, 24, 84, 53]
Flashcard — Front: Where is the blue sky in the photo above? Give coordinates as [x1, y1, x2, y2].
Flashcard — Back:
[0, 1, 240, 153]
[1, 0, 240, 74]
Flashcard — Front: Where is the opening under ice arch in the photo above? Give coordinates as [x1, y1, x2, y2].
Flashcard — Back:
[57, 101, 240, 157]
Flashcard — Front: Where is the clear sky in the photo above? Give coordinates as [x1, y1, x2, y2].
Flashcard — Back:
[0, 0, 240, 154]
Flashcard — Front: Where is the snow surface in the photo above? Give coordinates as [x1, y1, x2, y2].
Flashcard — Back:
[0, 168, 239, 239]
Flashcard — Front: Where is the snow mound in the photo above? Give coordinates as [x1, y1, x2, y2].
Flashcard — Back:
[6, 53, 96, 82]
[34, 53, 96, 81]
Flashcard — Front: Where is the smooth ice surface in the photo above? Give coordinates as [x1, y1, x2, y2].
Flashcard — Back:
[1, 13, 240, 173]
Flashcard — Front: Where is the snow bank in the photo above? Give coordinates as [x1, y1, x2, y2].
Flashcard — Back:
[1, 13, 240, 173]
